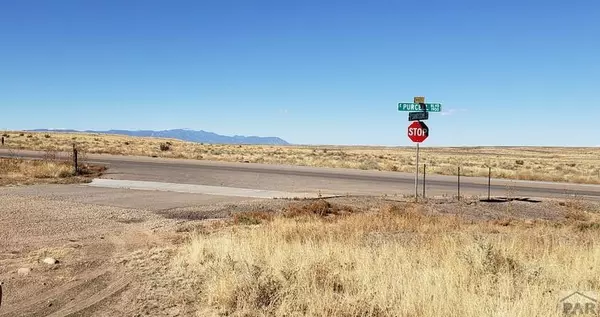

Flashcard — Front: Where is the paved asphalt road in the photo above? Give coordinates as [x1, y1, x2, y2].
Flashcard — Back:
[2, 149, 600, 200]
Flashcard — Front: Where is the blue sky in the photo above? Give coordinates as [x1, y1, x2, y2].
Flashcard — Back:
[1, 0, 599, 146]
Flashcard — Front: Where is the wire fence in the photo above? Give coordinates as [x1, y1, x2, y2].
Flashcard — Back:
[413, 164, 564, 203]
[416, 164, 495, 201]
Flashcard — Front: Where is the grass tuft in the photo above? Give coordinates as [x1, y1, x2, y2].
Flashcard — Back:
[233, 211, 274, 225]
[160, 143, 171, 151]
[283, 200, 355, 218]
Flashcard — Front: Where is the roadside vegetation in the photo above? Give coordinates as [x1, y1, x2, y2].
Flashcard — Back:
[168, 199, 600, 317]
[0, 155, 105, 185]
[2, 131, 600, 184]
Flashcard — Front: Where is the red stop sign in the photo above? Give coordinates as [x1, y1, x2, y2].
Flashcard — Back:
[408, 121, 429, 143]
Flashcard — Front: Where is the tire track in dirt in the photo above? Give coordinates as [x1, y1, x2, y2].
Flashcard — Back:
[45, 275, 133, 317]
[0, 268, 111, 317]
[0, 190, 189, 316]
[0, 233, 140, 317]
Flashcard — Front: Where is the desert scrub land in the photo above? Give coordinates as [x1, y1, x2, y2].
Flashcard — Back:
[154, 198, 600, 317]
[2, 131, 600, 184]
[0, 156, 104, 186]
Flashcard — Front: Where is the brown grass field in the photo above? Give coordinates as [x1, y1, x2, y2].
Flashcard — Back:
[157, 198, 600, 317]
[2, 131, 600, 184]
[0, 155, 105, 186]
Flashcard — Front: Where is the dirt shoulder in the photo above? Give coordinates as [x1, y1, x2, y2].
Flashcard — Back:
[0, 188, 598, 316]
[0, 190, 182, 317]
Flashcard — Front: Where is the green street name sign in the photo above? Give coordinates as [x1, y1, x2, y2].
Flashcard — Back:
[398, 103, 442, 112]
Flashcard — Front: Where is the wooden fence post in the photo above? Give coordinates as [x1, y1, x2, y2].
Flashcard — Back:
[73, 144, 78, 175]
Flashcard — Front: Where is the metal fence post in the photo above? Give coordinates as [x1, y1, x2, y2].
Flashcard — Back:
[414, 143, 420, 201]
[457, 166, 461, 201]
[488, 167, 492, 200]
[422, 164, 426, 199]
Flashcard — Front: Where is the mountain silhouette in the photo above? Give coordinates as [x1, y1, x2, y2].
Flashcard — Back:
[31, 129, 290, 145]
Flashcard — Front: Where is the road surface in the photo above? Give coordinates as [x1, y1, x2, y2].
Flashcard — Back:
[2, 148, 600, 200]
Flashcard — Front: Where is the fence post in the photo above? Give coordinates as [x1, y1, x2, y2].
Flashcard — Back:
[1, 136, 4, 146]
[422, 164, 426, 199]
[488, 167, 492, 200]
[73, 143, 78, 175]
[457, 166, 461, 201]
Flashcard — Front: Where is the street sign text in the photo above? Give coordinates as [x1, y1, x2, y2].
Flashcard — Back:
[398, 103, 442, 112]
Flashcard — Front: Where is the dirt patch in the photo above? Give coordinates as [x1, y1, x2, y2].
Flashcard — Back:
[114, 218, 146, 224]
[158, 209, 227, 221]
[154, 199, 291, 221]
[0, 194, 169, 317]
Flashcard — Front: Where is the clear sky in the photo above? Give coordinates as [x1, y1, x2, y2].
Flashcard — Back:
[1, 0, 599, 146]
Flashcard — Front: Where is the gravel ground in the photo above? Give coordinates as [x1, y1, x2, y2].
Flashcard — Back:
[0, 184, 281, 316]
[0, 190, 179, 317]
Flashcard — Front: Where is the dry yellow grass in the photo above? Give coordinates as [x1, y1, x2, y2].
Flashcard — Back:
[3, 131, 600, 184]
[0, 157, 72, 184]
[0, 156, 103, 185]
[170, 201, 600, 317]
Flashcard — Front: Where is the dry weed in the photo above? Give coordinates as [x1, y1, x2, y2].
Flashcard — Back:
[283, 200, 355, 218]
[171, 204, 600, 316]
[0, 157, 103, 185]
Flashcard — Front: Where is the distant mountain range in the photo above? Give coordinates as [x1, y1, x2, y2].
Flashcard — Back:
[30, 129, 290, 145]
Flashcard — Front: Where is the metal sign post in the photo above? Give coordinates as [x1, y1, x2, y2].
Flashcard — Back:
[415, 143, 419, 199]
[400, 96, 442, 201]
[408, 120, 428, 200]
